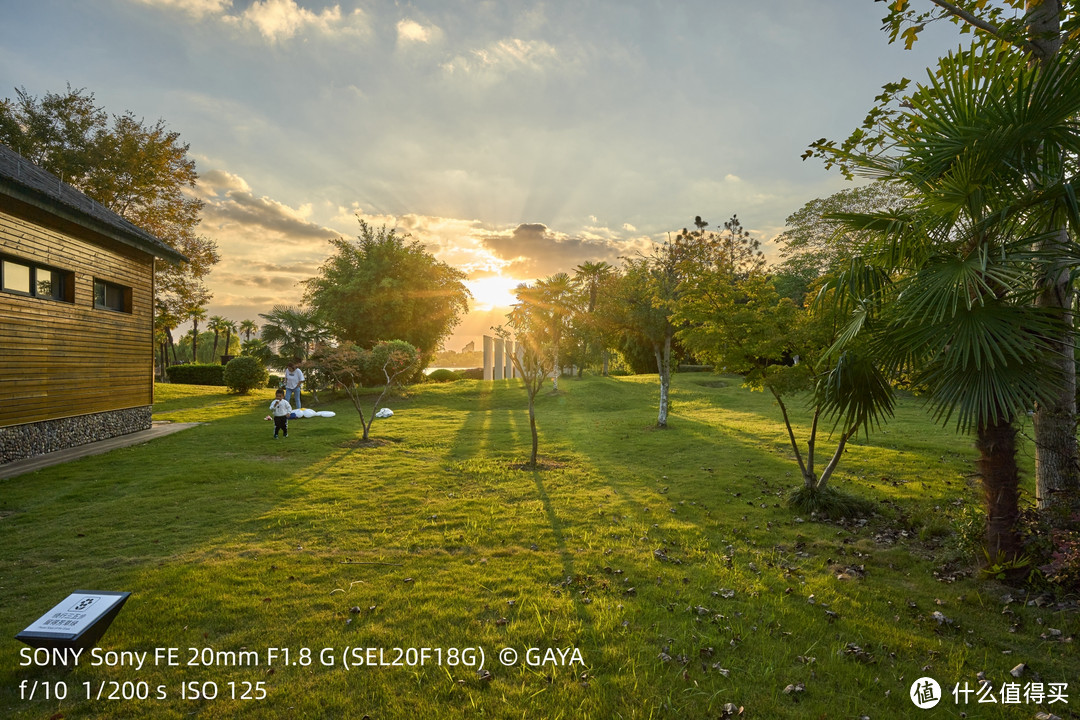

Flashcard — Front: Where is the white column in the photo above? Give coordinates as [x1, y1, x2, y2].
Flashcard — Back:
[483, 335, 493, 381]
[504, 340, 514, 379]
[515, 342, 524, 379]
[493, 338, 505, 380]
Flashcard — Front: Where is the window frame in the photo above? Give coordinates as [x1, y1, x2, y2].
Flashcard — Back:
[0, 254, 74, 303]
[93, 278, 133, 314]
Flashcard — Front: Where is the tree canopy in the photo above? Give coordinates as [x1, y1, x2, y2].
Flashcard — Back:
[304, 220, 471, 363]
[0, 85, 219, 342]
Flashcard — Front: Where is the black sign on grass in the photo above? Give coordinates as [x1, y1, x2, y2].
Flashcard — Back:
[16, 590, 130, 653]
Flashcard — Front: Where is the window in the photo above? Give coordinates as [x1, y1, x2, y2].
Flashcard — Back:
[1, 256, 73, 302]
[93, 279, 132, 313]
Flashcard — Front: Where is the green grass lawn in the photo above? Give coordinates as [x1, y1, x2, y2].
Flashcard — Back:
[1, 374, 1076, 719]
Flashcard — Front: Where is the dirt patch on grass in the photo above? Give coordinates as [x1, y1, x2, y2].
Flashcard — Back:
[339, 437, 402, 449]
[509, 459, 570, 471]
[0, 510, 16, 521]
[693, 380, 728, 389]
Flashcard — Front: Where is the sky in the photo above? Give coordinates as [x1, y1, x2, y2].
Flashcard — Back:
[0, 0, 963, 349]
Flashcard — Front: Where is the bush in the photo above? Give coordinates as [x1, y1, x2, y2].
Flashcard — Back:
[165, 363, 225, 386]
[267, 374, 283, 389]
[426, 369, 461, 383]
[458, 367, 484, 380]
[788, 485, 878, 520]
[223, 356, 269, 394]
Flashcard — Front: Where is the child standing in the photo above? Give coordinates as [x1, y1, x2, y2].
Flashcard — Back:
[269, 389, 292, 439]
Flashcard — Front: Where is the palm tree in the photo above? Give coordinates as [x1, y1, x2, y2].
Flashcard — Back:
[532, 273, 576, 391]
[187, 306, 207, 364]
[222, 319, 238, 359]
[240, 319, 258, 342]
[826, 44, 1080, 562]
[573, 260, 614, 374]
[207, 315, 228, 362]
[259, 305, 328, 366]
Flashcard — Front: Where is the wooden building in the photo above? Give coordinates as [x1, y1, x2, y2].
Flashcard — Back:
[0, 142, 186, 463]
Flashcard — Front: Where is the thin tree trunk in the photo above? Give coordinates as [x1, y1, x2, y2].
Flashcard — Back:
[602, 349, 609, 376]
[167, 328, 178, 365]
[976, 417, 1022, 563]
[771, 388, 810, 485]
[654, 335, 671, 427]
[528, 396, 538, 466]
[817, 426, 858, 491]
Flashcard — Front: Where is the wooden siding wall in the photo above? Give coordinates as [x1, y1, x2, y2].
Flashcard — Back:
[0, 205, 154, 428]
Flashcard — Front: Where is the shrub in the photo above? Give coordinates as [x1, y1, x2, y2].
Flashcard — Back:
[426, 368, 461, 383]
[165, 363, 225, 386]
[223, 356, 269, 394]
[267, 374, 283, 389]
[788, 485, 878, 520]
[458, 367, 484, 380]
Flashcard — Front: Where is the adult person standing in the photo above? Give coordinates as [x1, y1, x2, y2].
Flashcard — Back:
[284, 361, 305, 409]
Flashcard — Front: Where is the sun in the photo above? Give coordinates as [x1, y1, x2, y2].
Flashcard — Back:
[466, 274, 522, 311]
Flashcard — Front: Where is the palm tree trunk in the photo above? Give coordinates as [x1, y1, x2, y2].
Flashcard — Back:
[975, 417, 1022, 563]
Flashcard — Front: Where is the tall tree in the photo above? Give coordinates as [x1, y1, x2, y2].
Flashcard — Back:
[208, 315, 227, 362]
[240, 319, 258, 342]
[304, 220, 471, 366]
[221, 319, 237, 359]
[501, 280, 562, 466]
[608, 250, 681, 428]
[573, 261, 615, 374]
[188, 306, 207, 364]
[808, 1, 1080, 512]
[0, 86, 220, 342]
[819, 43, 1080, 560]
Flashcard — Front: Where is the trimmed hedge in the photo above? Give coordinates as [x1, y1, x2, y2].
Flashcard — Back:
[426, 368, 461, 383]
[458, 367, 484, 380]
[268, 374, 283, 389]
[165, 363, 225, 386]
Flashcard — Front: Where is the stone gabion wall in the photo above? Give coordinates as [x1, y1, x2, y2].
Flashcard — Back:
[0, 406, 152, 464]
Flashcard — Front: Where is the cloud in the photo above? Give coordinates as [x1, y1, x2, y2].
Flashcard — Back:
[129, 0, 369, 42]
[479, 222, 648, 277]
[226, 0, 367, 42]
[396, 18, 438, 45]
[441, 38, 560, 76]
[196, 169, 251, 196]
[129, 0, 230, 18]
[205, 191, 336, 241]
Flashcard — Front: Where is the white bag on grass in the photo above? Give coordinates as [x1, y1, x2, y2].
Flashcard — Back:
[375, 408, 394, 419]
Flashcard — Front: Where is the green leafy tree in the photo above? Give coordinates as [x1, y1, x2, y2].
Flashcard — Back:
[807, 1, 1080, 513]
[573, 261, 615, 374]
[500, 283, 561, 466]
[304, 220, 471, 366]
[0, 86, 219, 339]
[307, 340, 419, 440]
[607, 254, 679, 427]
[678, 274, 894, 502]
[821, 43, 1080, 561]
[775, 182, 907, 303]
